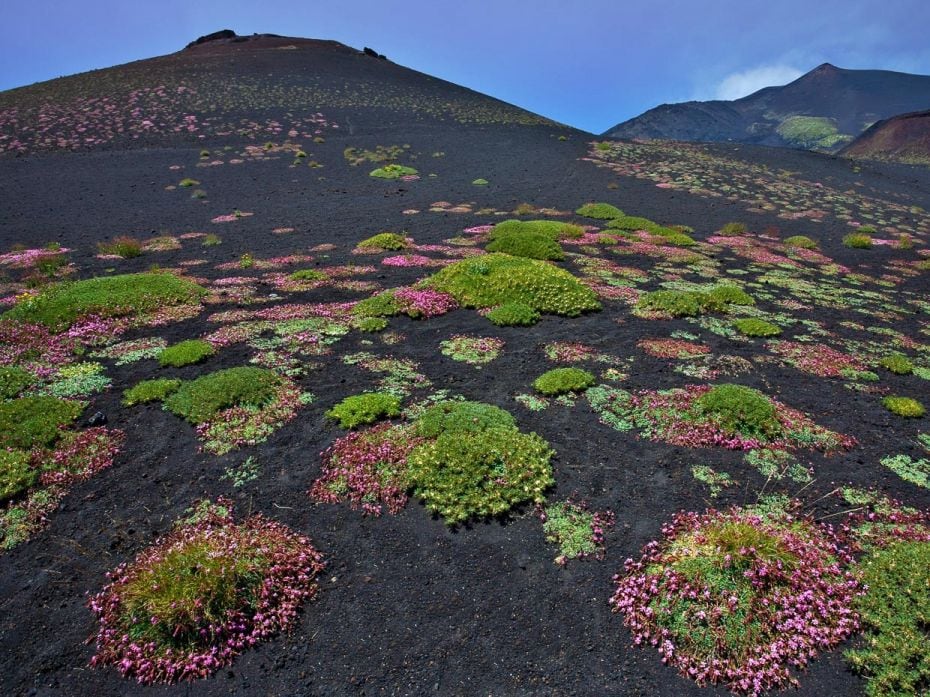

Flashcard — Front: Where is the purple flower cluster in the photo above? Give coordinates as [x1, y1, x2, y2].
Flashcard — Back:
[89, 503, 325, 684]
[309, 423, 424, 515]
[0, 320, 77, 378]
[611, 508, 862, 695]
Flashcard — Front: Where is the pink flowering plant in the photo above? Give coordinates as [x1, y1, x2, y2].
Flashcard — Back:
[88, 500, 325, 684]
[539, 497, 615, 566]
[611, 507, 862, 695]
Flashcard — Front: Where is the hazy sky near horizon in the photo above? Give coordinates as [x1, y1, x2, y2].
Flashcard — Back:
[2, 0, 929, 133]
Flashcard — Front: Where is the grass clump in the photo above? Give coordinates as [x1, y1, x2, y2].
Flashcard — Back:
[164, 367, 281, 424]
[733, 318, 781, 337]
[878, 354, 913, 375]
[489, 219, 584, 241]
[201, 233, 221, 247]
[575, 202, 624, 219]
[843, 233, 873, 249]
[97, 236, 143, 258]
[123, 378, 182, 406]
[784, 235, 818, 249]
[486, 302, 540, 327]
[0, 449, 37, 503]
[533, 367, 595, 396]
[406, 426, 553, 525]
[423, 253, 600, 317]
[693, 384, 780, 440]
[3, 272, 204, 331]
[357, 232, 408, 251]
[0, 366, 35, 399]
[158, 339, 215, 368]
[882, 396, 925, 418]
[485, 231, 564, 260]
[0, 396, 82, 449]
[88, 502, 325, 684]
[369, 164, 417, 179]
[846, 540, 930, 696]
[718, 221, 747, 236]
[326, 392, 401, 429]
[612, 507, 861, 693]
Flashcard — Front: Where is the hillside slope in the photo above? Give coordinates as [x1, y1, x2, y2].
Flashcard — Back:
[841, 109, 930, 165]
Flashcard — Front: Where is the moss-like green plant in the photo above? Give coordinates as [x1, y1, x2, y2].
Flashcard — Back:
[158, 339, 215, 368]
[0, 449, 36, 503]
[880, 454, 930, 488]
[783, 235, 817, 249]
[878, 354, 914, 375]
[288, 269, 328, 282]
[0, 366, 35, 400]
[3, 273, 204, 330]
[846, 540, 930, 696]
[857, 225, 877, 234]
[486, 302, 540, 326]
[0, 396, 82, 450]
[533, 368, 595, 396]
[414, 400, 515, 439]
[707, 285, 754, 306]
[488, 220, 583, 241]
[575, 202, 624, 219]
[606, 215, 667, 234]
[178, 178, 200, 187]
[485, 231, 564, 260]
[636, 290, 719, 317]
[733, 318, 781, 337]
[693, 384, 780, 439]
[369, 164, 417, 179]
[123, 378, 182, 406]
[164, 367, 281, 424]
[718, 222, 747, 236]
[353, 290, 400, 318]
[423, 253, 600, 317]
[843, 233, 873, 249]
[882, 396, 925, 418]
[776, 115, 850, 149]
[357, 233, 408, 250]
[354, 316, 388, 332]
[406, 426, 554, 524]
[326, 392, 401, 429]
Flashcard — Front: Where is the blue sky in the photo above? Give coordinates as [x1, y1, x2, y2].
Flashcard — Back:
[2, 0, 929, 133]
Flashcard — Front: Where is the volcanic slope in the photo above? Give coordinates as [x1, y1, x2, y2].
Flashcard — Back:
[1, 31, 930, 697]
[603, 63, 930, 152]
[841, 109, 930, 165]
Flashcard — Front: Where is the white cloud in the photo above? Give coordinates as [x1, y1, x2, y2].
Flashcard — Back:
[714, 64, 804, 100]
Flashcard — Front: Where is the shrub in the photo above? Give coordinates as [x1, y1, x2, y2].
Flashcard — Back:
[488, 219, 583, 241]
[0, 396, 82, 449]
[575, 202, 624, 219]
[693, 383, 780, 439]
[3, 272, 205, 330]
[533, 367, 595, 396]
[733, 318, 781, 337]
[486, 302, 540, 326]
[882, 396, 925, 418]
[88, 503, 325, 684]
[878, 354, 913, 375]
[0, 366, 35, 399]
[846, 540, 930, 696]
[843, 233, 872, 249]
[164, 367, 282, 424]
[707, 284, 754, 306]
[326, 392, 401, 429]
[97, 236, 143, 258]
[369, 164, 417, 179]
[612, 508, 860, 694]
[406, 426, 554, 524]
[485, 231, 564, 260]
[0, 449, 36, 503]
[357, 232, 408, 250]
[784, 235, 817, 249]
[288, 268, 327, 282]
[414, 400, 516, 438]
[158, 339, 215, 368]
[719, 221, 747, 236]
[423, 253, 600, 317]
[123, 378, 182, 406]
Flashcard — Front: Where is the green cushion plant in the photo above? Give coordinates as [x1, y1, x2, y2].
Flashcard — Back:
[0, 366, 35, 400]
[533, 368, 596, 396]
[158, 339, 215, 368]
[356, 232, 408, 251]
[413, 400, 516, 438]
[485, 231, 564, 260]
[783, 235, 817, 249]
[488, 219, 583, 241]
[486, 302, 540, 326]
[843, 233, 872, 249]
[0, 449, 37, 503]
[326, 392, 402, 429]
[0, 396, 82, 450]
[164, 367, 282, 424]
[369, 164, 417, 179]
[733, 318, 782, 337]
[718, 222, 747, 236]
[288, 269, 328, 282]
[881, 396, 925, 418]
[575, 202, 624, 219]
[693, 384, 780, 439]
[878, 354, 914, 375]
[122, 378, 182, 406]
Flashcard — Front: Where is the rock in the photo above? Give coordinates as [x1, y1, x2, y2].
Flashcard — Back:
[86, 411, 106, 426]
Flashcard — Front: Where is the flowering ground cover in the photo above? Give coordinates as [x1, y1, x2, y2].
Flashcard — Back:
[2, 31, 930, 697]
